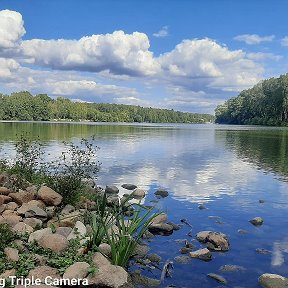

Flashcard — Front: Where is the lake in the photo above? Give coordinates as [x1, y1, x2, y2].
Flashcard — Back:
[0, 121, 288, 287]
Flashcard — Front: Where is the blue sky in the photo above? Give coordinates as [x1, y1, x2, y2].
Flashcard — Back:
[0, 0, 288, 114]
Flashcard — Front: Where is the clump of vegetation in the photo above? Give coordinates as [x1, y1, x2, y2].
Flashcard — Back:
[88, 194, 158, 267]
[0, 224, 16, 252]
[0, 135, 100, 205]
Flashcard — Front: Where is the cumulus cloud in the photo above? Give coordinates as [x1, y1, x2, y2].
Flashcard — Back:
[0, 58, 20, 78]
[0, 10, 25, 50]
[21, 31, 160, 76]
[158, 38, 263, 92]
[153, 26, 169, 38]
[234, 34, 275, 45]
[281, 36, 288, 47]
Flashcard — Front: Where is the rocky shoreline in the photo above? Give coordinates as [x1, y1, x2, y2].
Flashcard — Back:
[0, 173, 287, 288]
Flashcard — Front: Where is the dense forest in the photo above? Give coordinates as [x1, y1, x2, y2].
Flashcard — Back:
[0, 92, 214, 123]
[215, 74, 288, 126]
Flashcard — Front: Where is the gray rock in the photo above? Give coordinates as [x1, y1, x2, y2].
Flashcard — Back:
[13, 222, 34, 234]
[23, 218, 43, 229]
[207, 273, 227, 284]
[256, 248, 271, 255]
[61, 204, 75, 215]
[131, 272, 161, 287]
[133, 244, 150, 258]
[38, 234, 68, 253]
[131, 189, 146, 199]
[28, 228, 53, 243]
[98, 243, 112, 257]
[219, 264, 246, 272]
[67, 221, 87, 240]
[154, 189, 169, 198]
[63, 262, 90, 280]
[4, 247, 19, 262]
[105, 185, 119, 194]
[148, 223, 174, 235]
[174, 255, 191, 264]
[37, 186, 62, 206]
[196, 231, 230, 251]
[250, 217, 264, 226]
[89, 252, 133, 288]
[25, 206, 47, 219]
[28, 266, 60, 282]
[190, 248, 212, 261]
[55, 227, 73, 238]
[259, 273, 288, 288]
[122, 184, 137, 190]
[147, 254, 161, 263]
[238, 229, 248, 234]
[198, 204, 206, 210]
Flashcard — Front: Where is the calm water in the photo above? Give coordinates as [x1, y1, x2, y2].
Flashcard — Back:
[0, 121, 288, 287]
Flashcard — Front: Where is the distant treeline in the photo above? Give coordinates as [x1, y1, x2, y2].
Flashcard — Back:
[215, 74, 288, 126]
[0, 92, 214, 123]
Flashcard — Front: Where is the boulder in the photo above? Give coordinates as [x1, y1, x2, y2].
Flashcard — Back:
[105, 185, 119, 194]
[28, 266, 60, 282]
[0, 195, 12, 204]
[131, 189, 146, 199]
[4, 247, 19, 262]
[9, 191, 35, 205]
[259, 273, 288, 288]
[174, 255, 191, 264]
[63, 262, 90, 280]
[98, 243, 112, 257]
[190, 248, 212, 261]
[122, 184, 137, 190]
[196, 231, 230, 251]
[55, 227, 73, 238]
[23, 218, 43, 229]
[67, 221, 87, 240]
[38, 234, 68, 253]
[0, 187, 11, 195]
[25, 206, 47, 220]
[13, 222, 34, 234]
[0, 269, 16, 280]
[28, 228, 53, 243]
[0, 214, 22, 227]
[154, 188, 169, 198]
[148, 221, 174, 235]
[250, 217, 264, 226]
[5, 202, 18, 211]
[37, 186, 62, 206]
[89, 252, 132, 288]
[61, 204, 75, 215]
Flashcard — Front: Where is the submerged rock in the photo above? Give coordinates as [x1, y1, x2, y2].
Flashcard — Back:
[249, 217, 264, 226]
[174, 255, 191, 264]
[122, 184, 137, 190]
[154, 189, 169, 198]
[219, 264, 246, 272]
[207, 273, 227, 284]
[256, 248, 271, 255]
[131, 272, 161, 287]
[259, 273, 288, 288]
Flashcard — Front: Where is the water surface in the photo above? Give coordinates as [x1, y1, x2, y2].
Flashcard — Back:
[0, 122, 287, 287]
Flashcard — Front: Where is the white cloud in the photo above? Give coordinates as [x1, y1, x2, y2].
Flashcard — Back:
[234, 34, 275, 45]
[247, 52, 282, 61]
[153, 26, 169, 38]
[281, 36, 288, 47]
[0, 57, 20, 78]
[21, 31, 160, 76]
[0, 10, 25, 50]
[158, 38, 263, 92]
